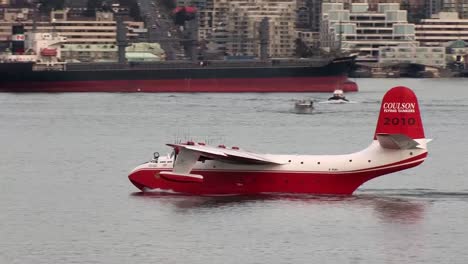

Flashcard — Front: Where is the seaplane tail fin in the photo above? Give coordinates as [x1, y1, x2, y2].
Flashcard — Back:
[374, 86, 425, 141]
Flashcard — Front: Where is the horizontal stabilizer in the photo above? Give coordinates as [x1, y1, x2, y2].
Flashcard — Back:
[159, 171, 204, 183]
[376, 133, 421, 149]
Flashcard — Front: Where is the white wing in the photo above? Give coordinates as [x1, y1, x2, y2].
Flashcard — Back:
[160, 143, 285, 183]
[167, 143, 286, 165]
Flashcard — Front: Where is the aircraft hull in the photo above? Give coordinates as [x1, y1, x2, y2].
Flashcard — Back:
[129, 154, 426, 195]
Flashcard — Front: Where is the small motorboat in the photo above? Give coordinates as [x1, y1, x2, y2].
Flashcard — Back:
[328, 89, 349, 103]
[294, 99, 314, 113]
[295, 99, 313, 109]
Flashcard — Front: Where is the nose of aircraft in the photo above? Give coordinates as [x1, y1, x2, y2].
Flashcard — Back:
[128, 169, 155, 191]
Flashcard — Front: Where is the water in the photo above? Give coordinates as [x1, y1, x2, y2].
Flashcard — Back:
[1, 78, 468, 263]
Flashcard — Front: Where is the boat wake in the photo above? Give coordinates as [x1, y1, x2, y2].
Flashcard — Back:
[318, 100, 358, 104]
[356, 188, 468, 200]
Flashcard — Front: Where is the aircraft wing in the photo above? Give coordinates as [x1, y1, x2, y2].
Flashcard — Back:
[167, 143, 285, 165]
[159, 143, 285, 183]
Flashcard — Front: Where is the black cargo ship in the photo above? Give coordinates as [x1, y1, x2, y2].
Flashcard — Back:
[0, 56, 357, 93]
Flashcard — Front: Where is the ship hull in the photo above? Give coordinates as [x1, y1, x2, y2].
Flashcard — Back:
[0, 76, 356, 93]
[0, 57, 358, 93]
[128, 160, 424, 195]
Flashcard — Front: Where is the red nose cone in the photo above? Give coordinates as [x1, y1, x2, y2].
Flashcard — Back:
[129, 170, 157, 190]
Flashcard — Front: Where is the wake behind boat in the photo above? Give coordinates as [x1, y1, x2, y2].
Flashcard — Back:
[128, 86, 430, 195]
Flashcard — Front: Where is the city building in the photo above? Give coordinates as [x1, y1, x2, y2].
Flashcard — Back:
[321, 2, 417, 60]
[296, 0, 310, 28]
[296, 30, 320, 48]
[379, 45, 446, 67]
[422, 0, 468, 19]
[210, 0, 297, 58]
[307, 0, 323, 31]
[423, 0, 444, 19]
[443, 0, 468, 19]
[0, 9, 145, 44]
[365, 0, 404, 11]
[176, 0, 212, 10]
[402, 0, 425, 23]
[416, 11, 468, 47]
[0, 0, 10, 7]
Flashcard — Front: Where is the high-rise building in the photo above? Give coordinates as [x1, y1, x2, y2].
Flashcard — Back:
[307, 0, 323, 31]
[211, 0, 297, 57]
[296, 0, 324, 32]
[321, 2, 418, 59]
[422, 0, 444, 19]
[296, 0, 310, 28]
[443, 0, 468, 19]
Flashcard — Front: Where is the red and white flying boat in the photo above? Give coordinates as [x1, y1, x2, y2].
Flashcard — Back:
[129, 86, 429, 195]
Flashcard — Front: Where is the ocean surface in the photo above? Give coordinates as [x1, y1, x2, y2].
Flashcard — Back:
[1, 78, 468, 264]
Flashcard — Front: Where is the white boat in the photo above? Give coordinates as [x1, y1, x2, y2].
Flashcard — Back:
[294, 99, 313, 109]
[294, 99, 313, 113]
[328, 89, 349, 103]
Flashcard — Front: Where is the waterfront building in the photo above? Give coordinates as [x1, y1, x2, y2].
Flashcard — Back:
[321, 2, 417, 60]
[416, 11, 468, 47]
[446, 39, 468, 66]
[0, 9, 144, 44]
[378, 45, 446, 67]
